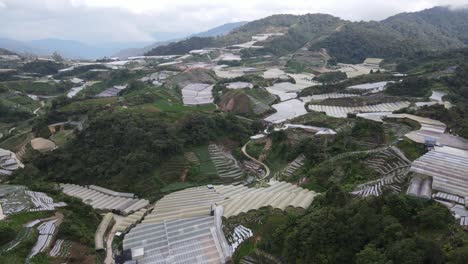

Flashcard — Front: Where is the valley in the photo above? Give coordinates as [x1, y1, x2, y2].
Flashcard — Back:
[1, 4, 468, 264]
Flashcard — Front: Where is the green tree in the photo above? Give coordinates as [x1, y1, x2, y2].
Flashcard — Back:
[356, 244, 390, 264]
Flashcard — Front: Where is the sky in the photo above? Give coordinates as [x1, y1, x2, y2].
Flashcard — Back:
[0, 0, 467, 44]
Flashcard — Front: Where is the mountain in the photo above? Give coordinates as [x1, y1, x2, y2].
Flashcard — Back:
[145, 7, 468, 63]
[0, 47, 18, 56]
[0, 38, 43, 55]
[113, 21, 247, 58]
[193, 21, 248, 38]
[0, 37, 148, 59]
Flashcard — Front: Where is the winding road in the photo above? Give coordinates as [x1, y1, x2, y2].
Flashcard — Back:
[241, 140, 270, 181]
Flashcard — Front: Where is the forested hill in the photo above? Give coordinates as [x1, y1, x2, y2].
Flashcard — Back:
[146, 6, 468, 63]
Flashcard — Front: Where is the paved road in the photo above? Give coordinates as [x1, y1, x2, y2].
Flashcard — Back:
[241, 141, 270, 180]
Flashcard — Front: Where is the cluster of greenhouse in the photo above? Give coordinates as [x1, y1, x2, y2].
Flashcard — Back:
[301, 92, 358, 102]
[264, 99, 308, 123]
[122, 180, 317, 263]
[308, 101, 411, 118]
[123, 215, 230, 263]
[60, 184, 149, 215]
[346, 81, 390, 93]
[114, 208, 148, 232]
[25, 190, 66, 212]
[215, 181, 317, 218]
[0, 185, 65, 215]
[266, 82, 302, 101]
[410, 147, 468, 197]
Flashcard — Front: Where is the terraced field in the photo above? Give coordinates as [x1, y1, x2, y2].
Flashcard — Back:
[208, 144, 244, 180]
[352, 147, 411, 197]
[158, 155, 187, 183]
[247, 95, 272, 115]
[192, 145, 218, 179]
[49, 239, 71, 258]
[275, 155, 306, 180]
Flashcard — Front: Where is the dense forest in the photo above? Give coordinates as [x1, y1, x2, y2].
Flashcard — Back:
[264, 188, 468, 264]
[29, 111, 255, 200]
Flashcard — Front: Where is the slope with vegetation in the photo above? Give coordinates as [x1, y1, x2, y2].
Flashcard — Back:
[147, 7, 468, 64]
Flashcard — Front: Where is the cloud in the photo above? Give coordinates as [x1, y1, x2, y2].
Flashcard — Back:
[0, 0, 465, 43]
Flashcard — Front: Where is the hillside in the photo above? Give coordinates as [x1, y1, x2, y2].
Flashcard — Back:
[0, 48, 18, 56]
[115, 22, 247, 58]
[146, 7, 468, 63]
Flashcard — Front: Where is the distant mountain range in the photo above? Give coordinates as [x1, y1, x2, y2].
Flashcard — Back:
[146, 6, 468, 64]
[113, 21, 247, 58]
[0, 37, 153, 60]
[0, 22, 247, 60]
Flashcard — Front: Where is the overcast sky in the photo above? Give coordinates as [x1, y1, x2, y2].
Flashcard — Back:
[0, 0, 466, 44]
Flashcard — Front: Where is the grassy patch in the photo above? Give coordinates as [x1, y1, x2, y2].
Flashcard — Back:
[291, 112, 351, 130]
[395, 139, 427, 161]
[0, 81, 72, 96]
[0, 131, 31, 152]
[302, 154, 379, 192]
[59, 97, 117, 113]
[0, 211, 53, 232]
[160, 182, 196, 193]
[246, 141, 265, 159]
[190, 145, 218, 181]
[50, 130, 75, 147]
[233, 238, 255, 264]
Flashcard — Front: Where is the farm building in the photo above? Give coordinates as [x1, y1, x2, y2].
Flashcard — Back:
[95, 85, 127, 98]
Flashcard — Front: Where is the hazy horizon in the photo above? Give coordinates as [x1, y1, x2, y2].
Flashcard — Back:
[0, 0, 467, 44]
